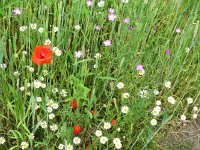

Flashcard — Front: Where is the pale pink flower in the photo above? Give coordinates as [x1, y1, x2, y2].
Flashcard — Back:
[108, 13, 116, 21]
[104, 40, 112, 47]
[74, 50, 82, 58]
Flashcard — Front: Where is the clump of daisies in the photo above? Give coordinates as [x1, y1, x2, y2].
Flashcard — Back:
[113, 138, 122, 149]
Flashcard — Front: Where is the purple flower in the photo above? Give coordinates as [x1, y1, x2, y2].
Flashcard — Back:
[175, 28, 181, 33]
[95, 25, 101, 31]
[165, 49, 171, 54]
[128, 26, 133, 30]
[103, 40, 112, 47]
[86, 0, 92, 7]
[108, 13, 116, 22]
[74, 50, 82, 58]
[13, 8, 22, 15]
[123, 18, 130, 24]
[136, 64, 144, 71]
[108, 8, 115, 14]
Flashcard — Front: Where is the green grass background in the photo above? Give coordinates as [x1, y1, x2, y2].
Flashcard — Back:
[0, 0, 200, 149]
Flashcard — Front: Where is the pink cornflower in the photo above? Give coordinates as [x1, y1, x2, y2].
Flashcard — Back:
[74, 50, 82, 58]
[86, 0, 92, 7]
[108, 8, 115, 14]
[95, 26, 101, 30]
[165, 49, 171, 54]
[104, 40, 112, 47]
[13, 8, 22, 15]
[123, 18, 130, 24]
[136, 64, 144, 71]
[108, 13, 116, 22]
[175, 28, 182, 33]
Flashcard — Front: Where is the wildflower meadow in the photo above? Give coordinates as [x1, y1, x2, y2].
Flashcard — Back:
[0, 0, 200, 149]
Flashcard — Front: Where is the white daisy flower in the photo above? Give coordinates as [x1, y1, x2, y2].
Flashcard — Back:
[34, 80, 41, 88]
[47, 107, 53, 113]
[103, 122, 111, 130]
[193, 106, 198, 112]
[20, 86, 25, 91]
[151, 107, 161, 116]
[53, 27, 59, 32]
[150, 119, 157, 126]
[100, 136, 108, 144]
[94, 53, 101, 59]
[156, 100, 161, 106]
[38, 27, 44, 33]
[95, 130, 102, 137]
[168, 96, 176, 104]
[121, 0, 129, 3]
[19, 26, 27, 32]
[138, 69, 145, 76]
[58, 144, 65, 150]
[115, 142, 122, 149]
[113, 138, 121, 145]
[193, 113, 197, 119]
[36, 97, 42, 102]
[121, 105, 129, 114]
[180, 115, 186, 121]
[153, 90, 159, 95]
[50, 124, 58, 132]
[47, 100, 54, 107]
[44, 39, 51, 45]
[117, 128, 121, 132]
[75, 25, 81, 30]
[66, 143, 73, 150]
[40, 121, 47, 129]
[52, 103, 59, 109]
[98, 0, 105, 7]
[117, 82, 124, 89]
[28, 67, 34, 72]
[93, 64, 98, 68]
[30, 23, 37, 29]
[122, 93, 130, 99]
[21, 141, 29, 149]
[73, 137, 81, 145]
[49, 113, 55, 120]
[164, 81, 171, 89]
[187, 97, 193, 104]
[0, 137, 5, 145]
[55, 49, 62, 56]
[139, 89, 148, 98]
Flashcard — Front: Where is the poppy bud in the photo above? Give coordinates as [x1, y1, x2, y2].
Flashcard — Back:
[73, 125, 81, 135]
[71, 99, 78, 109]
[111, 119, 117, 125]
[91, 110, 95, 115]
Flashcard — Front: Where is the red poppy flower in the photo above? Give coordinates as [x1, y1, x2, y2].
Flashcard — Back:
[91, 109, 95, 116]
[32, 45, 53, 66]
[111, 119, 117, 125]
[71, 99, 78, 109]
[73, 124, 81, 135]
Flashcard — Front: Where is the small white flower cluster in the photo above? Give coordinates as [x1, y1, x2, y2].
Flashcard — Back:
[0, 137, 6, 145]
[93, 53, 102, 69]
[20, 23, 59, 33]
[0, 63, 7, 69]
[95, 130, 108, 145]
[139, 89, 148, 98]
[113, 138, 122, 149]
[33, 80, 46, 89]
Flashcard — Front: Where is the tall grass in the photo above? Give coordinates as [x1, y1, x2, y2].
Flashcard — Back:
[0, 0, 200, 149]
